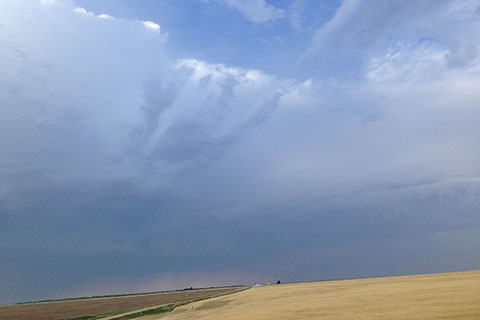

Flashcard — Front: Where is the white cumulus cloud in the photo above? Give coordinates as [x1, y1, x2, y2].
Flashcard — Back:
[97, 13, 113, 20]
[143, 20, 161, 32]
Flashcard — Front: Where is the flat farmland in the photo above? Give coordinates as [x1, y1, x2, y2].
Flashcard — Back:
[0, 287, 242, 320]
[144, 270, 480, 320]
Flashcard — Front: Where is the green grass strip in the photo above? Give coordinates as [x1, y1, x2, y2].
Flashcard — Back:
[68, 307, 145, 320]
[111, 303, 179, 319]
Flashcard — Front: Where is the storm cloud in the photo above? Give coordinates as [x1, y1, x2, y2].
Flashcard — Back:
[0, 0, 479, 304]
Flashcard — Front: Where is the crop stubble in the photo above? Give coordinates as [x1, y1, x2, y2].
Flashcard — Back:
[0, 287, 240, 320]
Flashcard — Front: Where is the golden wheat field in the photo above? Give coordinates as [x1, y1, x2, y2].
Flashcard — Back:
[140, 270, 480, 320]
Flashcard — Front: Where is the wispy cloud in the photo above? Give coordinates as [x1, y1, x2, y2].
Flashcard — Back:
[303, 0, 480, 66]
[212, 0, 286, 23]
[288, 0, 308, 32]
[132, 59, 290, 166]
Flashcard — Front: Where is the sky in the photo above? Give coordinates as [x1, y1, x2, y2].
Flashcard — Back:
[0, 0, 479, 304]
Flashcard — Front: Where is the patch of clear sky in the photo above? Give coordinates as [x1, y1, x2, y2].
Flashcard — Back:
[74, 0, 342, 79]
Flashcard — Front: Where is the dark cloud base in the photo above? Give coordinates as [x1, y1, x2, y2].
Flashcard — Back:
[1, 178, 478, 303]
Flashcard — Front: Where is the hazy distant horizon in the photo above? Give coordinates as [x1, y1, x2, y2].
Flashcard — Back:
[4, 268, 479, 306]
